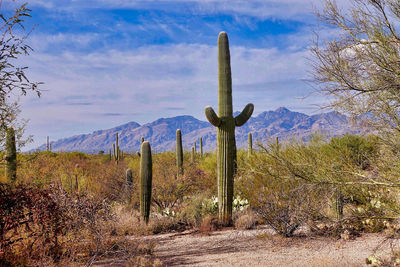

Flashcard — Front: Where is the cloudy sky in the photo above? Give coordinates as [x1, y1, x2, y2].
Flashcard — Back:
[4, 0, 343, 151]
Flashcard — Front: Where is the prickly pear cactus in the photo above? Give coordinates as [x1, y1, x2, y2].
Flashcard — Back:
[176, 129, 184, 175]
[140, 141, 152, 224]
[5, 127, 17, 183]
[205, 32, 254, 225]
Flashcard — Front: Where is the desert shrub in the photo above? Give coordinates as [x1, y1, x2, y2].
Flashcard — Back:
[0, 182, 158, 265]
[238, 134, 399, 236]
[0, 183, 114, 265]
[329, 134, 379, 170]
[199, 215, 219, 234]
[234, 209, 257, 230]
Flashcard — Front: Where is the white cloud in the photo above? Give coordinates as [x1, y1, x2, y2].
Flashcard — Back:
[19, 38, 324, 151]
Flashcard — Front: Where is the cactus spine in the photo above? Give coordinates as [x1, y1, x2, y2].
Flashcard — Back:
[248, 132, 252, 157]
[140, 141, 152, 224]
[176, 129, 184, 175]
[205, 32, 254, 225]
[5, 127, 17, 183]
[126, 168, 133, 186]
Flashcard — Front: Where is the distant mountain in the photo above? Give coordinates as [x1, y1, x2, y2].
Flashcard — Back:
[34, 107, 360, 153]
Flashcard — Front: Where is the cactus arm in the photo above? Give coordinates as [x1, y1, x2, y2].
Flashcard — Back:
[205, 106, 221, 127]
[235, 103, 254, 127]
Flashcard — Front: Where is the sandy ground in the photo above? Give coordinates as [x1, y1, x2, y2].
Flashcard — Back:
[149, 226, 400, 267]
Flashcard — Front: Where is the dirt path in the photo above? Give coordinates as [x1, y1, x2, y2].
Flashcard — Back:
[150, 226, 399, 266]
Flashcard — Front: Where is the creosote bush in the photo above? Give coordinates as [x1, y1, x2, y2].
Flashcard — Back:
[237, 134, 398, 237]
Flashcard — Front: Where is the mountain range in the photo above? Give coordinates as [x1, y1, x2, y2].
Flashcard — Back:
[35, 107, 360, 153]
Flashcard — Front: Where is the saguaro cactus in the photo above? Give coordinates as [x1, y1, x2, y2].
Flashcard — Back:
[140, 141, 152, 224]
[176, 129, 184, 175]
[205, 32, 254, 225]
[334, 188, 344, 220]
[5, 127, 17, 183]
[191, 146, 195, 162]
[200, 137, 203, 158]
[248, 132, 253, 157]
[46, 136, 49, 151]
[115, 133, 119, 162]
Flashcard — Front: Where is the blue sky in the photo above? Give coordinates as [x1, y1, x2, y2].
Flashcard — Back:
[4, 0, 346, 151]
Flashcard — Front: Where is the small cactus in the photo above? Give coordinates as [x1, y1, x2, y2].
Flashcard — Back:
[176, 129, 184, 175]
[204, 32, 254, 225]
[334, 188, 344, 220]
[140, 141, 152, 224]
[5, 127, 17, 183]
[248, 132, 252, 157]
[126, 168, 133, 186]
[115, 133, 119, 163]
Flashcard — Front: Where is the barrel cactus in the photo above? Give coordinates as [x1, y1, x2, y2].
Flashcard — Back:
[205, 32, 254, 225]
[140, 141, 152, 224]
[176, 129, 184, 175]
[5, 127, 17, 183]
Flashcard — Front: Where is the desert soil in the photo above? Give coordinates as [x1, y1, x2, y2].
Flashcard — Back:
[149, 226, 399, 267]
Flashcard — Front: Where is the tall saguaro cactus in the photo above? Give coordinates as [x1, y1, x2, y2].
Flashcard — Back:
[5, 127, 17, 183]
[248, 132, 253, 157]
[205, 32, 254, 225]
[176, 129, 184, 175]
[46, 136, 49, 151]
[140, 141, 152, 224]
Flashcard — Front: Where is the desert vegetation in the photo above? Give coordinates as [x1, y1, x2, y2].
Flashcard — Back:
[4, 0, 400, 266]
[3, 133, 400, 265]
